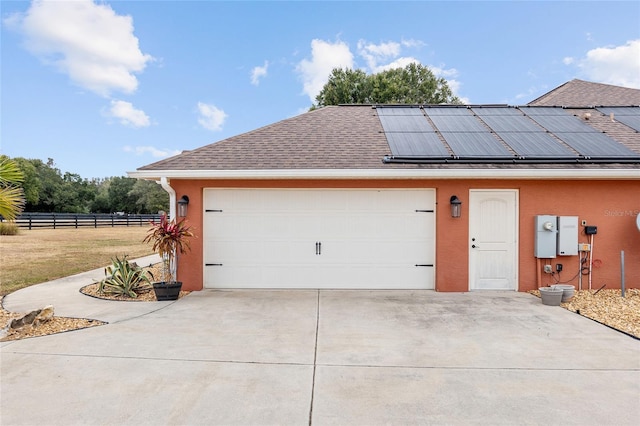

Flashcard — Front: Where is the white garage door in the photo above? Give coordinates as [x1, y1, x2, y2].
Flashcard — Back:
[203, 189, 435, 289]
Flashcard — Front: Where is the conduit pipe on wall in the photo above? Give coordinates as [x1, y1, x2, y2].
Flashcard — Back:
[588, 234, 594, 290]
[621, 251, 625, 298]
[159, 177, 177, 220]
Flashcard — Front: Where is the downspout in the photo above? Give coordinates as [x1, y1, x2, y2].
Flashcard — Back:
[158, 177, 176, 220]
[158, 177, 177, 281]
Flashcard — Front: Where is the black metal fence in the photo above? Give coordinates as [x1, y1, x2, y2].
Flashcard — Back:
[9, 213, 162, 230]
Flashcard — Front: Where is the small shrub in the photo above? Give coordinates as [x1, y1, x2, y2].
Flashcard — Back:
[97, 255, 153, 298]
[0, 222, 20, 235]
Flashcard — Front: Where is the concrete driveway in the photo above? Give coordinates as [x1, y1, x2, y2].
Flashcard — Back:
[2, 288, 639, 425]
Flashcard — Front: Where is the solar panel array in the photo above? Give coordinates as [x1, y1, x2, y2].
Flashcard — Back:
[596, 107, 640, 133]
[377, 107, 449, 156]
[519, 107, 639, 158]
[377, 105, 640, 162]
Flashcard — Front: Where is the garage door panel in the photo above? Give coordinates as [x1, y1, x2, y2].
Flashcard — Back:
[208, 265, 432, 289]
[207, 240, 314, 263]
[319, 240, 431, 263]
[204, 189, 435, 289]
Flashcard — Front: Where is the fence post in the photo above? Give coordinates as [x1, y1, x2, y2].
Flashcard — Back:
[53, 214, 56, 229]
[75, 215, 78, 229]
[94, 215, 97, 228]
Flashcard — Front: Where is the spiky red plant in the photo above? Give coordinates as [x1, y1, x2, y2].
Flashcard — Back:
[143, 215, 194, 283]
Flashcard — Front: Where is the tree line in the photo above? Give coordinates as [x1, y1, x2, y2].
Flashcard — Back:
[4, 156, 168, 214]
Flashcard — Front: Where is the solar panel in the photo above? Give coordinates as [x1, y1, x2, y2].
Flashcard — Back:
[385, 132, 450, 156]
[378, 114, 436, 132]
[472, 107, 577, 158]
[424, 107, 513, 157]
[520, 107, 640, 158]
[596, 107, 640, 132]
[441, 132, 512, 157]
[422, 106, 472, 116]
[377, 107, 424, 116]
[377, 107, 450, 157]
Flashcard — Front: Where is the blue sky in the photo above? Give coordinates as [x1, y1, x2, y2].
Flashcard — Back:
[2, 0, 639, 179]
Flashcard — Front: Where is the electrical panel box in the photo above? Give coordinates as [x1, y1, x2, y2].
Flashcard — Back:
[535, 215, 557, 258]
[557, 216, 579, 256]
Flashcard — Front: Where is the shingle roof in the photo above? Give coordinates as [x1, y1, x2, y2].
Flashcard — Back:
[529, 79, 640, 107]
[134, 81, 640, 177]
[138, 105, 391, 171]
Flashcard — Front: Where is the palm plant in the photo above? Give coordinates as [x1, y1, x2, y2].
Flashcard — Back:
[0, 156, 25, 221]
[142, 215, 193, 284]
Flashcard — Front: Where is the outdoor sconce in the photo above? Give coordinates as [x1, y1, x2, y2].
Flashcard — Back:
[450, 195, 462, 218]
[177, 195, 189, 217]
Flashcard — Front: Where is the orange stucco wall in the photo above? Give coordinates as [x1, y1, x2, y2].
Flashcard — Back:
[170, 179, 640, 292]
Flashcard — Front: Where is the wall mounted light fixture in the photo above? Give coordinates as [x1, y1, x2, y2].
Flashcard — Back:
[177, 195, 189, 217]
[450, 195, 462, 218]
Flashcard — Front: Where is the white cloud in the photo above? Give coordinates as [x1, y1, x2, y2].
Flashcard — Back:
[296, 39, 354, 102]
[372, 56, 417, 73]
[197, 102, 227, 131]
[401, 39, 426, 49]
[5, 0, 153, 97]
[108, 100, 150, 127]
[563, 57, 575, 65]
[586, 40, 640, 87]
[357, 40, 401, 71]
[251, 61, 269, 86]
[574, 39, 640, 88]
[123, 145, 180, 158]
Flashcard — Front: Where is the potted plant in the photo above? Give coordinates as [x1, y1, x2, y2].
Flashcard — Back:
[143, 215, 193, 300]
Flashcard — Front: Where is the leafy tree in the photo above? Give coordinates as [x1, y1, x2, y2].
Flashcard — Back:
[313, 63, 461, 109]
[28, 158, 64, 212]
[90, 179, 112, 213]
[12, 157, 39, 206]
[55, 172, 96, 213]
[129, 179, 169, 214]
[314, 68, 370, 108]
[108, 177, 137, 213]
[0, 156, 25, 220]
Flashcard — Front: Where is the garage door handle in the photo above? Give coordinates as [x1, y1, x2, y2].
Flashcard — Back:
[315, 242, 319, 255]
[315, 242, 322, 255]
[472, 244, 479, 248]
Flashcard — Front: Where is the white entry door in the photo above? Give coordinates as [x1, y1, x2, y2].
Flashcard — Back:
[469, 190, 518, 290]
[203, 188, 435, 289]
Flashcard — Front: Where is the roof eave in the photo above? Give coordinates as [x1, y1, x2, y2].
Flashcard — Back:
[127, 168, 640, 181]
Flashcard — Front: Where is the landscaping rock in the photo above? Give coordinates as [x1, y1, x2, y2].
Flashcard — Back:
[9, 305, 54, 330]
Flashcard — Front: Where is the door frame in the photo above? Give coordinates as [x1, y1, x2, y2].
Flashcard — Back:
[468, 189, 519, 291]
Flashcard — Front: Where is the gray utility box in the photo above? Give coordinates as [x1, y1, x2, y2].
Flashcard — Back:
[557, 216, 578, 256]
[535, 215, 557, 258]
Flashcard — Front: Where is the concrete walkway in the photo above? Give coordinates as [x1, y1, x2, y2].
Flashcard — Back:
[2, 254, 164, 323]
[1, 263, 639, 425]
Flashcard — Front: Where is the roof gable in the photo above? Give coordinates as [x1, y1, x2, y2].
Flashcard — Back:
[529, 79, 640, 107]
[137, 106, 390, 172]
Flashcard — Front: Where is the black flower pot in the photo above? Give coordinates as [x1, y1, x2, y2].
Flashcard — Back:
[152, 282, 182, 301]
